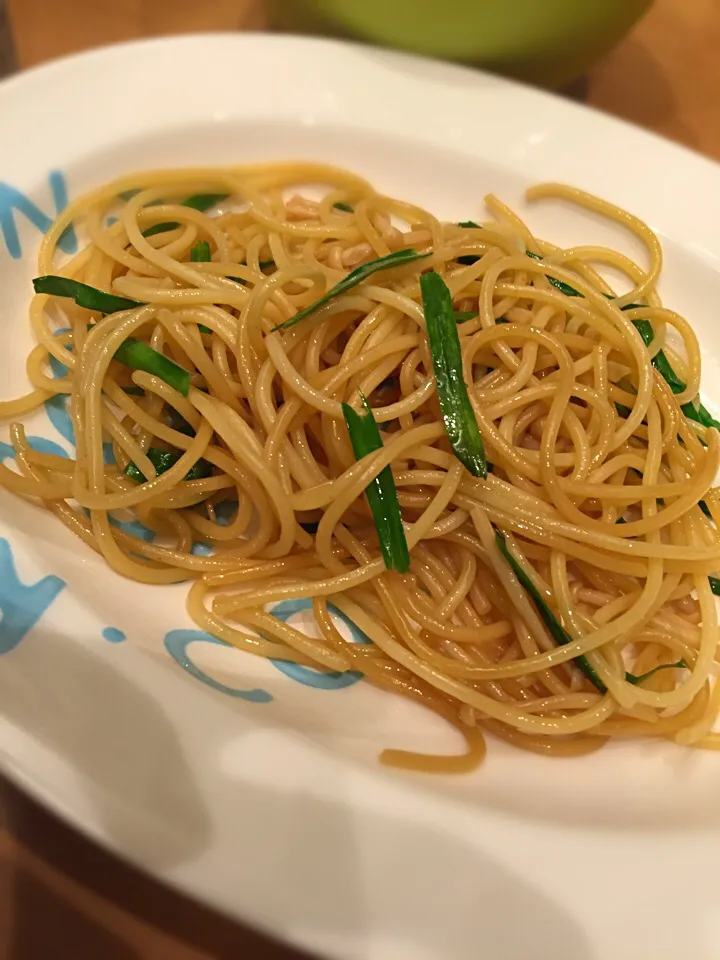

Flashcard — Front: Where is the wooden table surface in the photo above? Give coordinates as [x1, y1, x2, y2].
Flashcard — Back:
[2, 1, 720, 958]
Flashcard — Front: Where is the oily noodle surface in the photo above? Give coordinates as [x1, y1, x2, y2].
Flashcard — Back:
[2, 161, 720, 772]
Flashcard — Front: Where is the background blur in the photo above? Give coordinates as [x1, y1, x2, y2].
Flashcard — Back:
[2, 0, 720, 160]
[0, 0, 13, 75]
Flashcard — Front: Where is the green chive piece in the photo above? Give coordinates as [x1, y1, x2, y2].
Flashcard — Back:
[699, 500, 712, 519]
[114, 340, 191, 396]
[187, 242, 212, 327]
[526, 250, 582, 296]
[33, 276, 141, 314]
[709, 576, 720, 597]
[124, 447, 211, 483]
[494, 530, 606, 693]
[615, 402, 633, 419]
[142, 192, 228, 238]
[420, 271, 487, 479]
[458, 220, 480, 228]
[626, 660, 687, 686]
[190, 240, 211, 262]
[33, 277, 192, 395]
[299, 520, 320, 534]
[495, 529, 688, 691]
[142, 224, 178, 238]
[333, 202, 354, 213]
[683, 401, 720, 430]
[273, 248, 431, 332]
[454, 310, 478, 324]
[189, 242, 214, 327]
[259, 259, 276, 270]
[342, 393, 410, 573]
[547, 276, 583, 298]
[525, 253, 719, 431]
[182, 193, 228, 212]
[457, 255, 481, 266]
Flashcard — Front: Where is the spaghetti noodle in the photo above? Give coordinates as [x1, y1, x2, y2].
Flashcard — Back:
[2, 161, 719, 772]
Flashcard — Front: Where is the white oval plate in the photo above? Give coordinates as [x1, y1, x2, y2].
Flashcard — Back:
[1, 33, 720, 960]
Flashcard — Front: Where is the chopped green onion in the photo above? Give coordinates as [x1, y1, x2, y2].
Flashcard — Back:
[114, 340, 191, 396]
[682, 400, 720, 430]
[259, 259, 276, 270]
[190, 240, 211, 262]
[190, 242, 213, 329]
[494, 530, 606, 692]
[167, 407, 196, 437]
[33, 276, 141, 314]
[615, 402, 633, 419]
[526, 253, 719, 432]
[699, 499, 712, 519]
[709, 576, 720, 597]
[454, 310, 478, 324]
[143, 192, 228, 238]
[34, 277, 193, 395]
[456, 220, 481, 262]
[342, 393, 410, 573]
[273, 248, 431, 331]
[495, 529, 689, 691]
[333, 202, 354, 213]
[124, 447, 211, 483]
[420, 271, 487, 478]
[627, 660, 688, 686]
[526, 250, 582, 297]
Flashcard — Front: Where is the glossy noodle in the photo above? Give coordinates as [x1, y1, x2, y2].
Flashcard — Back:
[3, 161, 720, 772]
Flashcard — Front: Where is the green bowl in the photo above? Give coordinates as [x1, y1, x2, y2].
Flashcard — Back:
[268, 0, 652, 89]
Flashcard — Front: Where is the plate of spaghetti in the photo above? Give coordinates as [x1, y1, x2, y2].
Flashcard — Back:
[1, 32, 719, 960]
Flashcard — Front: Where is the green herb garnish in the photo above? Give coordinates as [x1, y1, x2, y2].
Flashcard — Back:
[114, 340, 191, 396]
[190, 241, 212, 329]
[495, 530, 606, 692]
[143, 192, 228, 238]
[627, 660, 688, 686]
[33, 276, 141, 314]
[190, 240, 211, 262]
[495, 530, 685, 691]
[453, 310, 478, 324]
[333, 202, 354, 213]
[420, 271, 487, 478]
[456, 222, 481, 265]
[33, 276, 190, 395]
[273, 248, 431, 331]
[124, 447, 211, 483]
[526, 253, 719, 432]
[342, 393, 410, 573]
